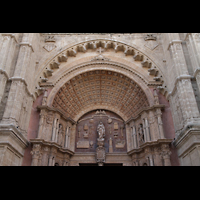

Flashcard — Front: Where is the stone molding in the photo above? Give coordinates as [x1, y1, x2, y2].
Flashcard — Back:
[0, 124, 29, 156]
[166, 74, 194, 100]
[30, 138, 74, 155]
[35, 38, 165, 98]
[47, 62, 156, 110]
[37, 105, 76, 124]
[125, 104, 165, 124]
[167, 40, 183, 50]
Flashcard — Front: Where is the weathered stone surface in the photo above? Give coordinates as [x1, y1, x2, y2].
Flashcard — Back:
[1, 33, 200, 166]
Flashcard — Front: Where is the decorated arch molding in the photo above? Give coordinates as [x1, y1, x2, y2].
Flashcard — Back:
[35, 39, 168, 98]
[45, 62, 157, 122]
[47, 61, 155, 107]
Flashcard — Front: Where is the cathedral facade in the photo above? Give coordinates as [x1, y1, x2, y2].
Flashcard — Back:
[0, 33, 200, 166]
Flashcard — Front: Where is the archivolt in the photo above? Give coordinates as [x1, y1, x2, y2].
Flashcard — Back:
[47, 61, 155, 108]
[35, 39, 167, 98]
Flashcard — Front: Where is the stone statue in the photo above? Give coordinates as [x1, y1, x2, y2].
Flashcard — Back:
[97, 121, 105, 140]
[138, 124, 144, 145]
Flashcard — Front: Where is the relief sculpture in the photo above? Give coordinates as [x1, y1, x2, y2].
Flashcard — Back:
[75, 110, 127, 153]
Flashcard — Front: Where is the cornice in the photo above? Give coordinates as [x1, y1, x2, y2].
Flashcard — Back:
[37, 105, 76, 124]
[125, 104, 165, 124]
[127, 138, 172, 156]
[166, 74, 194, 100]
[0, 124, 29, 148]
[167, 40, 183, 50]
[30, 138, 74, 156]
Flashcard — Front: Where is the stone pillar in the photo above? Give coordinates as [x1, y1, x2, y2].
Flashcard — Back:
[48, 155, 54, 166]
[132, 126, 137, 149]
[51, 117, 57, 141]
[0, 34, 15, 104]
[30, 144, 42, 166]
[161, 144, 172, 166]
[69, 124, 76, 152]
[142, 119, 147, 142]
[162, 151, 172, 166]
[126, 123, 132, 151]
[64, 126, 69, 148]
[148, 155, 154, 166]
[109, 137, 113, 153]
[156, 108, 165, 139]
[153, 146, 163, 166]
[1, 33, 35, 132]
[48, 147, 57, 166]
[41, 147, 50, 166]
[37, 110, 46, 139]
[168, 33, 200, 129]
[145, 118, 150, 141]
[55, 120, 59, 143]
[62, 154, 70, 166]
[145, 147, 153, 166]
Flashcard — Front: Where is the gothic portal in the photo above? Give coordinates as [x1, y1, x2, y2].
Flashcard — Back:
[1, 33, 200, 166]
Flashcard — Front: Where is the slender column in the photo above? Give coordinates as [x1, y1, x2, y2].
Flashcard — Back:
[48, 155, 53, 166]
[109, 137, 113, 153]
[132, 126, 137, 149]
[37, 110, 46, 138]
[41, 147, 50, 166]
[149, 155, 154, 166]
[153, 147, 163, 166]
[51, 118, 57, 141]
[64, 127, 69, 148]
[1, 34, 35, 128]
[161, 144, 172, 166]
[68, 127, 71, 150]
[156, 108, 165, 139]
[37, 154, 42, 166]
[162, 151, 172, 166]
[30, 144, 41, 166]
[142, 119, 147, 142]
[55, 120, 59, 143]
[145, 118, 150, 141]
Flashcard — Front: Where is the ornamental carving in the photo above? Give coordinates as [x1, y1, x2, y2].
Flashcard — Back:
[52, 70, 149, 121]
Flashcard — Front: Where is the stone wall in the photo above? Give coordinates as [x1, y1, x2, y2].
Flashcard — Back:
[0, 33, 200, 165]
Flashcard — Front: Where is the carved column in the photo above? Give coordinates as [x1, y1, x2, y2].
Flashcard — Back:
[109, 137, 113, 153]
[153, 146, 163, 166]
[41, 146, 50, 166]
[161, 144, 172, 166]
[148, 154, 154, 166]
[0, 34, 16, 104]
[126, 123, 132, 151]
[142, 119, 147, 142]
[132, 126, 137, 149]
[145, 147, 154, 166]
[145, 117, 150, 141]
[52, 117, 57, 141]
[1, 34, 35, 133]
[168, 34, 200, 129]
[69, 124, 76, 152]
[48, 147, 57, 166]
[52, 113, 60, 142]
[55, 120, 60, 143]
[64, 126, 69, 148]
[37, 110, 46, 139]
[31, 144, 42, 166]
[156, 108, 165, 139]
[62, 154, 70, 166]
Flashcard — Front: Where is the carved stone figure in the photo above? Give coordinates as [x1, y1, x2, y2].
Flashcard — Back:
[138, 124, 144, 146]
[58, 124, 63, 145]
[153, 88, 159, 105]
[97, 121, 105, 140]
